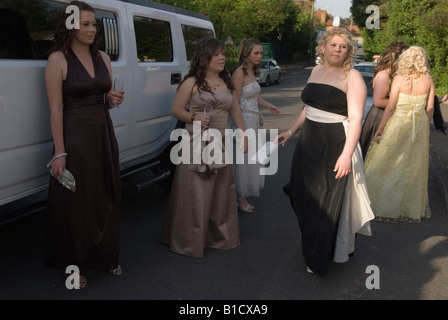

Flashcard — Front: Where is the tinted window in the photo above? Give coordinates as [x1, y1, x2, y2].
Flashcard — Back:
[0, 0, 119, 61]
[181, 25, 214, 61]
[134, 16, 172, 62]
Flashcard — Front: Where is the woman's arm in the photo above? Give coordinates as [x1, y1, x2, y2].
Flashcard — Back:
[372, 70, 391, 108]
[101, 51, 124, 108]
[171, 78, 209, 127]
[373, 75, 401, 142]
[334, 69, 366, 179]
[257, 96, 279, 115]
[426, 78, 435, 123]
[45, 51, 66, 178]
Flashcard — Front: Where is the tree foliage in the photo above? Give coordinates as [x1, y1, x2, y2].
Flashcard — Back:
[153, 0, 311, 64]
[352, 0, 448, 93]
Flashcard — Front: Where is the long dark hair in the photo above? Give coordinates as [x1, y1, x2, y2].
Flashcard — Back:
[51, 1, 100, 63]
[181, 36, 234, 93]
[374, 41, 409, 81]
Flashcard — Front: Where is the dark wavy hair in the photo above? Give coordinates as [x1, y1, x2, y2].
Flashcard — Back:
[51, 1, 100, 63]
[181, 36, 234, 94]
[374, 41, 409, 81]
[235, 38, 262, 77]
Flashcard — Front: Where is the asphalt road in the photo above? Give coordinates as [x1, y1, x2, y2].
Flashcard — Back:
[1, 64, 447, 307]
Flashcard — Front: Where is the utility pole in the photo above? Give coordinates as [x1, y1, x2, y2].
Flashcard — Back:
[308, 0, 314, 63]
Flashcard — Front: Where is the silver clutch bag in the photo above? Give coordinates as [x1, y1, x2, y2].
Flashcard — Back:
[47, 153, 76, 192]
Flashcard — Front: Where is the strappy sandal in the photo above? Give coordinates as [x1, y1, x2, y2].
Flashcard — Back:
[237, 197, 254, 213]
[109, 265, 122, 276]
[79, 275, 87, 288]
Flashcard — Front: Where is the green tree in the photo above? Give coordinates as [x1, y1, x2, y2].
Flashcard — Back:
[154, 0, 312, 64]
[361, 0, 448, 93]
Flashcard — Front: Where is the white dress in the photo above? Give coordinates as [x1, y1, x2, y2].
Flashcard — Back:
[233, 81, 265, 197]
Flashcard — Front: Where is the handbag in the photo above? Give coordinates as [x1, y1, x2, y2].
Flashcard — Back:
[259, 113, 264, 128]
[46, 153, 76, 192]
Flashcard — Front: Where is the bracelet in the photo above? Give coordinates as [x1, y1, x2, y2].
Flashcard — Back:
[288, 130, 292, 138]
[47, 152, 67, 167]
[191, 113, 196, 123]
[52, 152, 67, 160]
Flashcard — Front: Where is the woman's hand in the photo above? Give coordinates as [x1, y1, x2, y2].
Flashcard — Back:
[193, 113, 211, 128]
[275, 130, 291, 146]
[108, 90, 125, 108]
[269, 105, 280, 115]
[373, 128, 383, 143]
[51, 156, 66, 179]
[334, 153, 352, 179]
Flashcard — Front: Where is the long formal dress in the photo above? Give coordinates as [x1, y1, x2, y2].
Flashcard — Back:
[45, 49, 121, 275]
[161, 89, 240, 258]
[360, 106, 384, 158]
[364, 86, 431, 222]
[233, 81, 265, 197]
[284, 83, 374, 276]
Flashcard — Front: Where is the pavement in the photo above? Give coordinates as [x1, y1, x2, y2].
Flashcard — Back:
[429, 102, 448, 214]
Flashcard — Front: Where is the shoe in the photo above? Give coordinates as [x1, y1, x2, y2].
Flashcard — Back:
[237, 197, 254, 213]
[306, 266, 314, 274]
[79, 275, 87, 288]
[238, 203, 254, 213]
[109, 265, 122, 276]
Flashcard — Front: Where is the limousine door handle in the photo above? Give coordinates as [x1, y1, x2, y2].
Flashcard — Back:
[171, 73, 182, 85]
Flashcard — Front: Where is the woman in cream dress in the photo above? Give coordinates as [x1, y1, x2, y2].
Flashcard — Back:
[364, 46, 434, 222]
[231, 38, 279, 212]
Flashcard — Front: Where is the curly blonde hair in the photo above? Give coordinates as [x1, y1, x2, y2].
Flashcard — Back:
[316, 27, 355, 73]
[395, 46, 430, 77]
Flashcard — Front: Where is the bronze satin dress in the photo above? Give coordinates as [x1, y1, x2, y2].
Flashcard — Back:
[45, 49, 121, 275]
[162, 89, 240, 258]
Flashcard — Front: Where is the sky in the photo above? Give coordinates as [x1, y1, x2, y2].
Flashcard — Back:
[314, 0, 352, 19]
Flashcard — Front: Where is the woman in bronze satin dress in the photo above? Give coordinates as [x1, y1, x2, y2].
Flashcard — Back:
[162, 37, 248, 258]
[45, 1, 124, 288]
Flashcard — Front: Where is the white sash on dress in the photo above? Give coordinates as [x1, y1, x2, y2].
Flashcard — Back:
[306, 106, 375, 263]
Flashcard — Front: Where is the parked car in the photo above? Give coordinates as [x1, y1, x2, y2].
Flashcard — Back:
[257, 58, 281, 87]
[362, 73, 374, 123]
[354, 61, 377, 75]
[354, 54, 366, 63]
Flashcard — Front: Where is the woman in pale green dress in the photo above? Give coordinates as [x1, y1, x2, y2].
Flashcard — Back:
[364, 46, 435, 222]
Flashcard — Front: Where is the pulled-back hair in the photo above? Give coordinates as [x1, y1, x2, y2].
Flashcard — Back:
[51, 1, 100, 63]
[374, 41, 409, 81]
[316, 27, 355, 73]
[182, 36, 234, 93]
[236, 38, 262, 77]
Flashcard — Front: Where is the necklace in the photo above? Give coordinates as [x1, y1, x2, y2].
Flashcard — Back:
[207, 79, 222, 90]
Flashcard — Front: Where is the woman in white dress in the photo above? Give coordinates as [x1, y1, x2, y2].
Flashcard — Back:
[231, 38, 279, 212]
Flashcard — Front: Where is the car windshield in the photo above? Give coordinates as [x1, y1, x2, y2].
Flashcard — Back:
[260, 60, 269, 69]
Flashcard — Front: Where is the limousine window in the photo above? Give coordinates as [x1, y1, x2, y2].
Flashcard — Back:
[134, 16, 172, 63]
[0, 0, 119, 61]
[182, 25, 214, 61]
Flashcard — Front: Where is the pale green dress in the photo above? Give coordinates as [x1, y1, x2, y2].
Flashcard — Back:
[364, 81, 431, 222]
